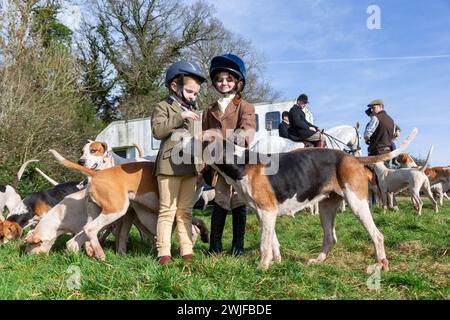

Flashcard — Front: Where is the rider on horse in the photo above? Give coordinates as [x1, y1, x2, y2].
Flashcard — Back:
[287, 94, 326, 148]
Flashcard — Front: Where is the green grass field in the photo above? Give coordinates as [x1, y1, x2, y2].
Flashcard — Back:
[0, 200, 448, 300]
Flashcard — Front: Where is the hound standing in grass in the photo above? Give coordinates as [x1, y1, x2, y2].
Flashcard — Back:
[25, 189, 209, 255]
[372, 145, 437, 215]
[47, 145, 208, 260]
[396, 153, 450, 206]
[186, 128, 417, 272]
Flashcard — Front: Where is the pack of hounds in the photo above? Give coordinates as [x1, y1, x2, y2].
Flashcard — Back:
[1, 128, 449, 272]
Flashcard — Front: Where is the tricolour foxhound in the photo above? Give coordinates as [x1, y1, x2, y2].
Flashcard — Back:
[192, 128, 418, 272]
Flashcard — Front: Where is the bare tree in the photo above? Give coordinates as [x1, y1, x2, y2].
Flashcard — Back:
[185, 21, 280, 108]
[0, 0, 39, 66]
[78, 0, 219, 120]
[0, 1, 101, 186]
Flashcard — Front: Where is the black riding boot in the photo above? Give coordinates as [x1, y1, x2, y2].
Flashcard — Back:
[209, 204, 228, 254]
[231, 205, 247, 256]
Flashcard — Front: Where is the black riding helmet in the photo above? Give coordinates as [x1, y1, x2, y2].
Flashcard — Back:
[297, 93, 309, 104]
[165, 60, 206, 107]
[210, 54, 247, 94]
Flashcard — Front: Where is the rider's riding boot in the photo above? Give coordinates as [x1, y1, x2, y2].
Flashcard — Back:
[209, 204, 228, 254]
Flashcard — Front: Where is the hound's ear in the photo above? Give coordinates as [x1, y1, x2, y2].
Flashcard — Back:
[100, 142, 111, 153]
[10, 222, 23, 239]
[0, 222, 4, 237]
[87, 139, 94, 143]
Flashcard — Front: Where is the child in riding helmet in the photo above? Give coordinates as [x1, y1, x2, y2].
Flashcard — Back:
[151, 60, 206, 265]
[202, 54, 256, 256]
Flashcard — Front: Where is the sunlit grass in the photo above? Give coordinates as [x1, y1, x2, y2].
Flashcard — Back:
[0, 200, 448, 299]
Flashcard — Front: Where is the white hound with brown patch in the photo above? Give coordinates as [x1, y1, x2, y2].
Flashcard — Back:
[372, 145, 437, 215]
[48, 150, 209, 260]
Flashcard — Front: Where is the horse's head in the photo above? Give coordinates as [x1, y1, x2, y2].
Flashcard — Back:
[324, 124, 361, 156]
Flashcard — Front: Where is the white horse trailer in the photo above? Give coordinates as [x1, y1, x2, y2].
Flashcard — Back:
[251, 100, 294, 147]
[95, 100, 296, 158]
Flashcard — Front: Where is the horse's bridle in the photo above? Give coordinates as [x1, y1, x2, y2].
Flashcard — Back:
[322, 126, 361, 156]
[352, 125, 362, 155]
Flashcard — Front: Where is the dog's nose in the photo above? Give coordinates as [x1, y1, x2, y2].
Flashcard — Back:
[77, 159, 86, 166]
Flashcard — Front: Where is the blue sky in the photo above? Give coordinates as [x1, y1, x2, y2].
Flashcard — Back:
[198, 0, 450, 164]
[60, 0, 450, 164]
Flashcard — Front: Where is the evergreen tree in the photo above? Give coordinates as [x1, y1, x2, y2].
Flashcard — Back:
[31, 0, 73, 48]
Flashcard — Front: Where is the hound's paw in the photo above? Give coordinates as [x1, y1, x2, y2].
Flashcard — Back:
[308, 253, 326, 266]
[380, 258, 389, 271]
[96, 251, 106, 261]
[85, 241, 94, 257]
[258, 263, 270, 271]
[273, 255, 282, 264]
[92, 245, 106, 261]
[307, 258, 321, 266]
[366, 259, 389, 274]
[116, 246, 126, 255]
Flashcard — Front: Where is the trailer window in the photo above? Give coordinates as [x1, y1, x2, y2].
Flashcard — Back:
[113, 149, 127, 158]
[265, 111, 280, 131]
